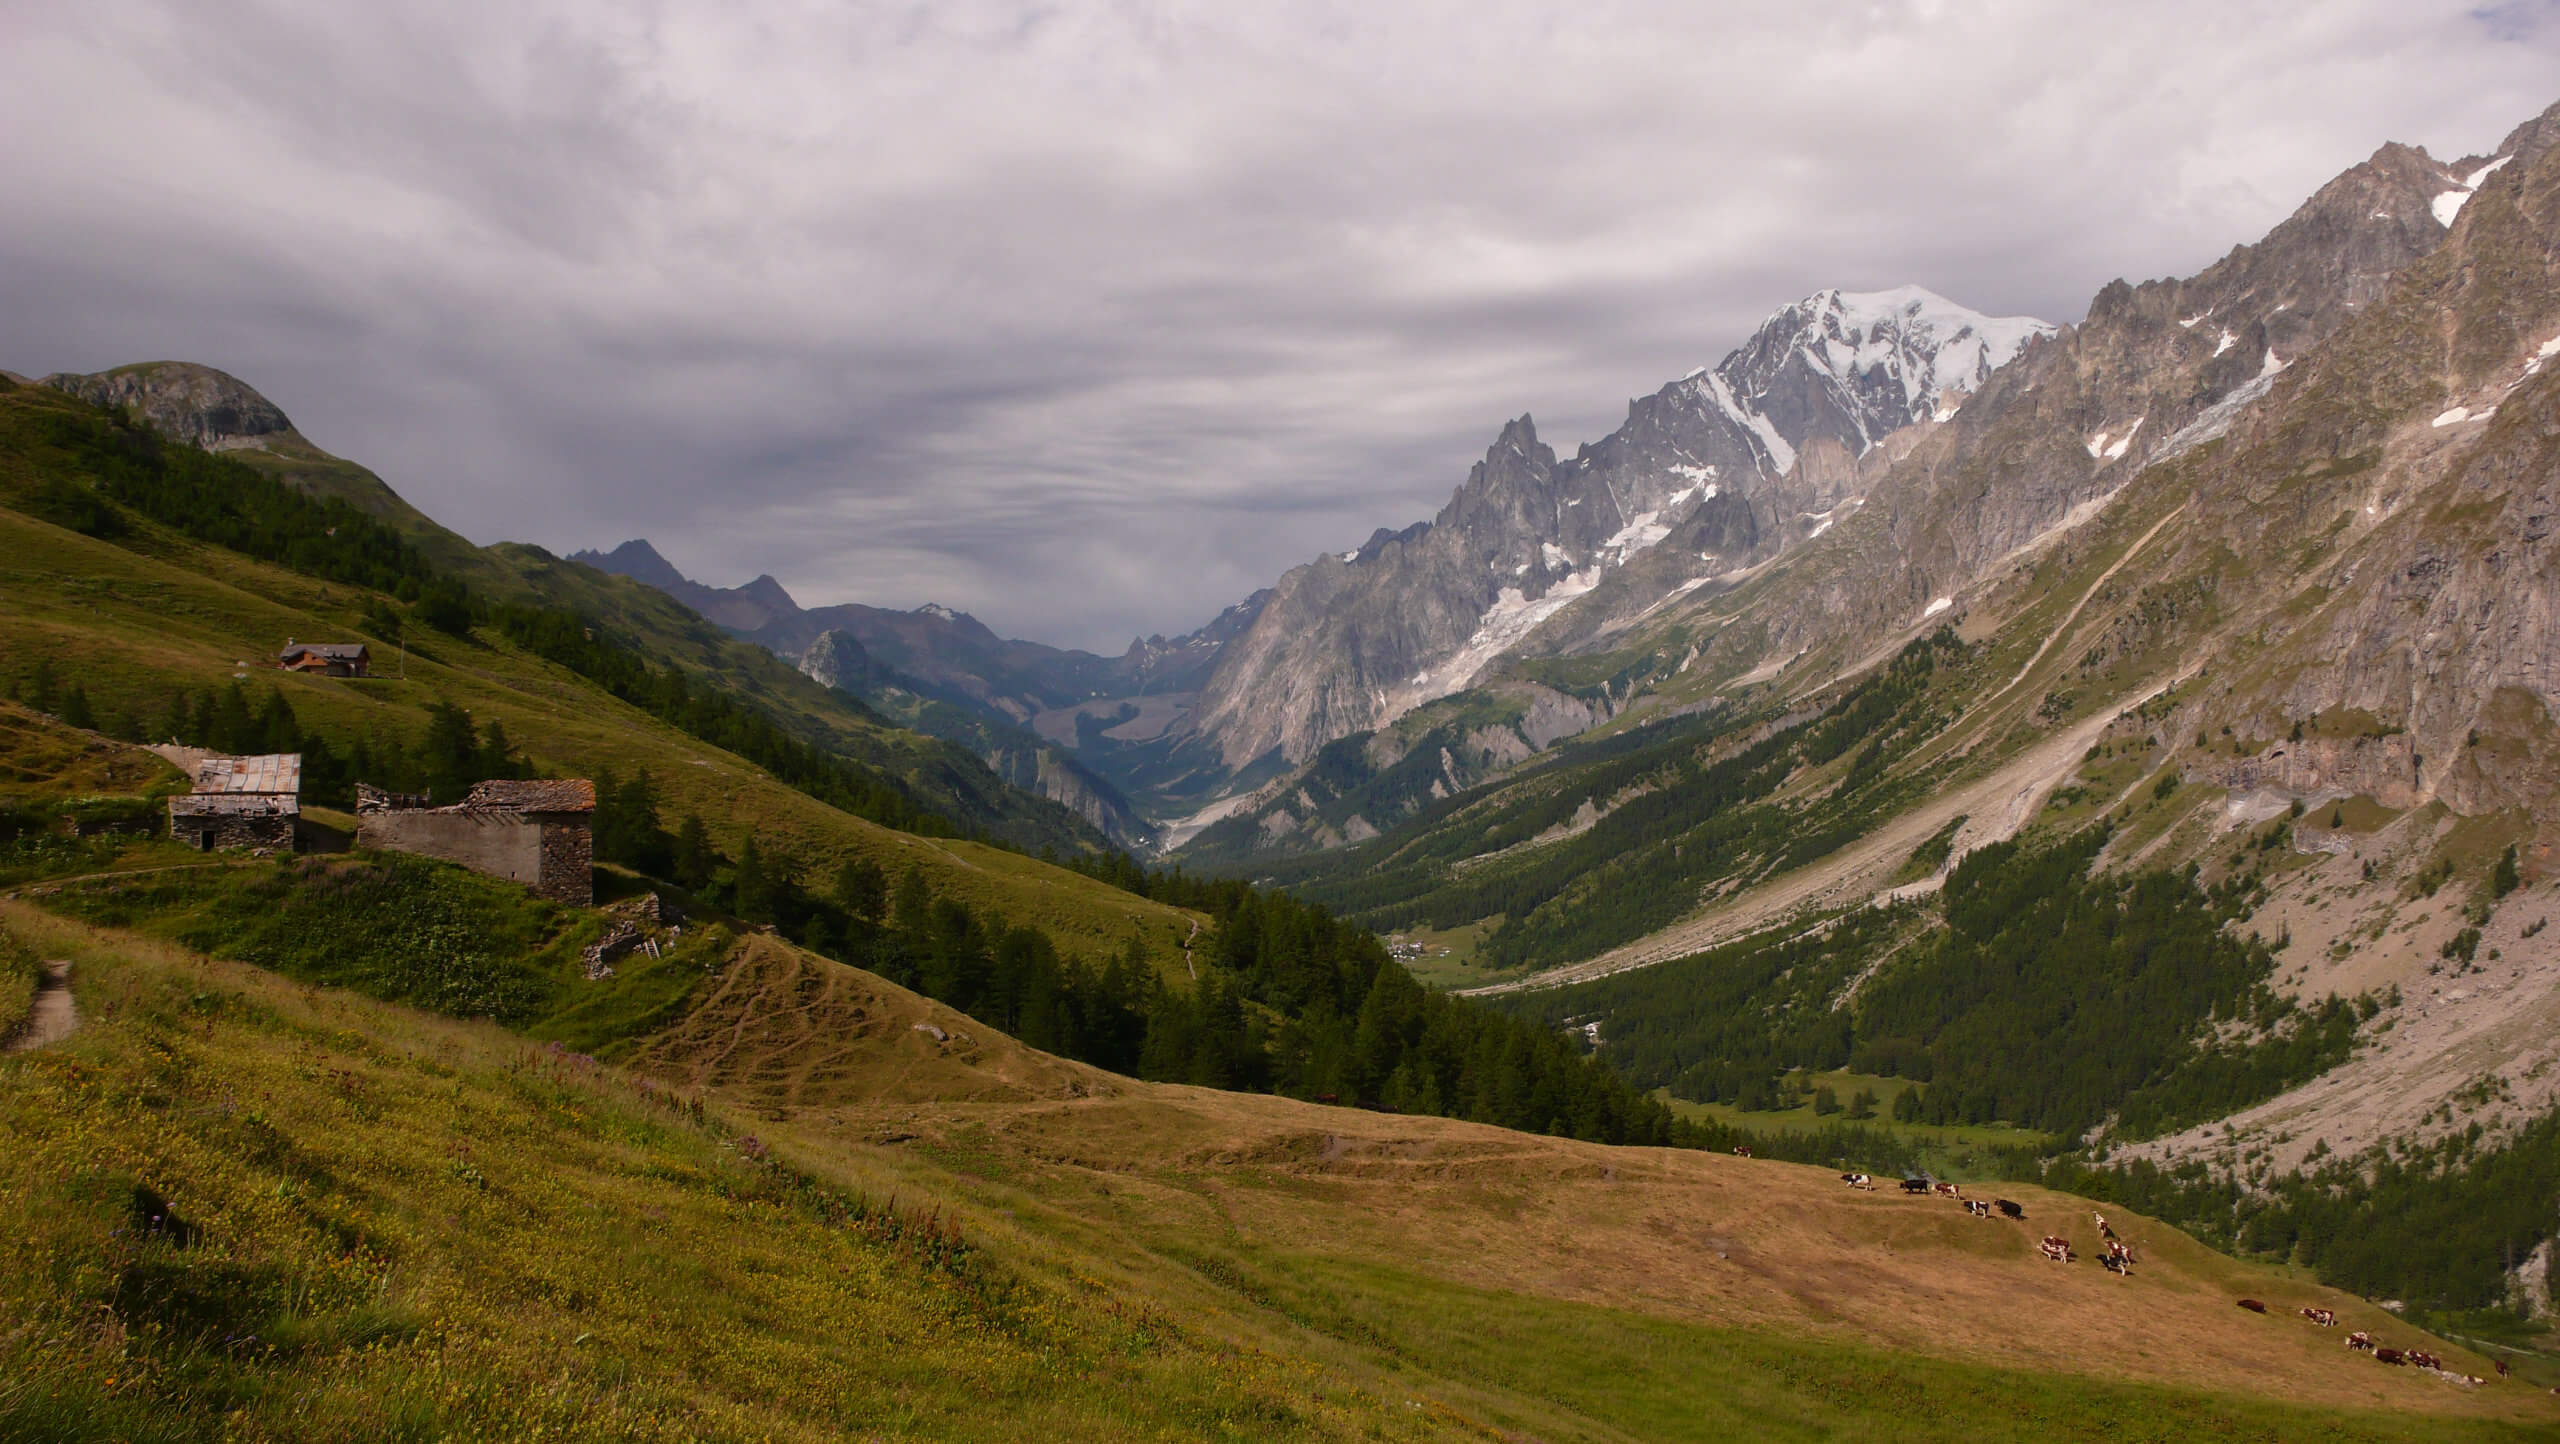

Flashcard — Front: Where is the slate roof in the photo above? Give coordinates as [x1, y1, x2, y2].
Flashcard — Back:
[461, 778, 596, 813]
[192, 753, 301, 795]
[279, 643, 370, 662]
[170, 793, 299, 817]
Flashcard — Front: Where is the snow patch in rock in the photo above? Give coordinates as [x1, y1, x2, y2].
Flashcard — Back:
[2525, 332, 2560, 377]
[2432, 158, 2508, 229]
[2433, 406, 2472, 427]
[1341, 550, 1359, 563]
[1695, 369, 1797, 474]
[2212, 328, 2237, 357]
[1923, 597, 1952, 619]
[2103, 417, 2144, 461]
[2259, 347, 2285, 379]
[1541, 542, 1573, 570]
[2178, 309, 2211, 330]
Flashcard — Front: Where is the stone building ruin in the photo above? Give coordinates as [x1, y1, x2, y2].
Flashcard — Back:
[167, 752, 300, 852]
[355, 778, 595, 904]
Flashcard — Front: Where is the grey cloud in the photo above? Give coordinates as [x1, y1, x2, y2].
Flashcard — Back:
[4, 1, 2557, 649]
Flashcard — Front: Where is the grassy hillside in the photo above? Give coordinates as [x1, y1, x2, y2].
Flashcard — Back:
[6, 900, 2554, 1440]
[0, 375, 1119, 857]
[0, 384, 1203, 975]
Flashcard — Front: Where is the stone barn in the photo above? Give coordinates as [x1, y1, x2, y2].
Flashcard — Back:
[278, 642, 371, 677]
[168, 752, 300, 852]
[355, 778, 595, 904]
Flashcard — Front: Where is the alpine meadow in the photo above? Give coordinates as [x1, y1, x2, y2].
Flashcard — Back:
[9, 8, 2560, 1440]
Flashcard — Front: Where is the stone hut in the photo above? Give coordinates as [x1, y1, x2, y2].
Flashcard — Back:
[355, 777, 594, 904]
[278, 642, 371, 677]
[168, 752, 300, 852]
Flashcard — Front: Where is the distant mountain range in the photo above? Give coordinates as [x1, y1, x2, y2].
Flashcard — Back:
[568, 538, 1264, 845]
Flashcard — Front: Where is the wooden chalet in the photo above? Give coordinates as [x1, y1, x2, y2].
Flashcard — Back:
[278, 642, 371, 677]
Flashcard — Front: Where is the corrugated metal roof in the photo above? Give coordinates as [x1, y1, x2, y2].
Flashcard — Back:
[280, 643, 369, 661]
[462, 778, 595, 813]
[192, 753, 301, 795]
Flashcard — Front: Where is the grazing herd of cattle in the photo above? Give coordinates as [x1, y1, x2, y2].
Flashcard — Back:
[1804, 1159, 2531, 1392]
[1834, 1172, 2128, 1267]
[2231, 1299, 2500, 1387]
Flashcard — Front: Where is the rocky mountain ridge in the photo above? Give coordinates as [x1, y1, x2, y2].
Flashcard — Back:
[1183, 288, 2054, 772]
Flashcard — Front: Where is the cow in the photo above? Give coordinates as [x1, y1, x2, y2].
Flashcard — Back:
[2347, 1331, 2375, 1352]
[2092, 1212, 2119, 1240]
[2298, 1306, 2337, 1327]
[1840, 1172, 1875, 1190]
[1995, 1198, 2025, 1220]
[2496, 1360, 2511, 1379]
[1901, 1177, 1931, 1194]
[1733, 1145, 1753, 1158]
[2374, 1347, 2407, 1366]
[1966, 1199, 1993, 1218]
[1934, 1181, 1962, 1198]
[2237, 1298, 2268, 1314]
[2407, 1351, 2442, 1371]
[2038, 1236, 2074, 1263]
[2101, 1253, 2132, 1276]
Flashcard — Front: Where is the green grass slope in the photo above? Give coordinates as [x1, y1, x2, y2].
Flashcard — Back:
[3, 902, 2552, 1441]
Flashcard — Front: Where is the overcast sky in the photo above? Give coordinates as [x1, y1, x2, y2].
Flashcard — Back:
[6, 3, 2557, 651]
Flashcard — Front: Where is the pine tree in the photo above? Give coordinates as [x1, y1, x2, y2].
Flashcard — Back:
[672, 813, 717, 890]
[836, 856, 889, 923]
[732, 832, 773, 924]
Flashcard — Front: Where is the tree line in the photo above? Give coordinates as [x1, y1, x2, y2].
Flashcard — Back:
[1500, 825, 2366, 1146]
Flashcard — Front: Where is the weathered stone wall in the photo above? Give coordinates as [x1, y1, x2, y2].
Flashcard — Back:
[355, 810, 592, 904]
[536, 819, 593, 905]
[357, 811, 545, 888]
[173, 813, 295, 853]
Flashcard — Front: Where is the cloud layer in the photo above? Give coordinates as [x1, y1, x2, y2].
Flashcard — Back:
[6, 2, 2556, 650]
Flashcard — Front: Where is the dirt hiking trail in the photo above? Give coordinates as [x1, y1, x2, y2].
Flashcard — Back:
[7, 959, 77, 1052]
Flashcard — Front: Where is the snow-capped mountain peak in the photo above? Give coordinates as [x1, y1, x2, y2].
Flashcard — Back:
[1710, 285, 2055, 455]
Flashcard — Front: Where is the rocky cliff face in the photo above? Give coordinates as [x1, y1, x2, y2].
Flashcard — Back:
[42, 361, 298, 451]
[1667, 115, 2560, 675]
[1185, 289, 2052, 770]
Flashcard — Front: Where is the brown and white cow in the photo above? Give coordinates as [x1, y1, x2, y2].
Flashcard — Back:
[2298, 1306, 2337, 1327]
[2347, 1331, 2375, 1351]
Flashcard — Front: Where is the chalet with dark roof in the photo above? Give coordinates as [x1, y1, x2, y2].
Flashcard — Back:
[278, 642, 370, 677]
